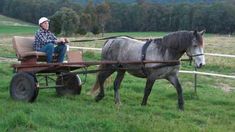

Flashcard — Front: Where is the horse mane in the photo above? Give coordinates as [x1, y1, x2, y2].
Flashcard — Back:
[149, 31, 196, 56]
[161, 31, 194, 50]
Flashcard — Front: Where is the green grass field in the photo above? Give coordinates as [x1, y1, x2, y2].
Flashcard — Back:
[0, 15, 37, 36]
[0, 15, 234, 131]
[0, 25, 37, 36]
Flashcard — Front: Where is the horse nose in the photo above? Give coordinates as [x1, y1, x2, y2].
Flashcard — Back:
[197, 63, 203, 68]
[199, 63, 202, 67]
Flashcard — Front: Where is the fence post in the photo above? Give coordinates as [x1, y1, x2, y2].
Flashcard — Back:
[194, 67, 197, 94]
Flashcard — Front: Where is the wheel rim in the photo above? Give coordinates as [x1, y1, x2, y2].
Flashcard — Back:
[56, 74, 82, 96]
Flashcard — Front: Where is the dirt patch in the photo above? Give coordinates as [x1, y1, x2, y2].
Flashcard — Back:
[0, 57, 17, 63]
[217, 83, 235, 92]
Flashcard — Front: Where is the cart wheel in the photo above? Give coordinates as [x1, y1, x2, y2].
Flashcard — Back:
[56, 74, 82, 96]
[10, 72, 38, 102]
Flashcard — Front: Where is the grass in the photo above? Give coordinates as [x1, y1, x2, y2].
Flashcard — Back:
[0, 15, 234, 131]
[0, 15, 37, 36]
[0, 62, 234, 131]
[0, 26, 37, 36]
[0, 15, 35, 26]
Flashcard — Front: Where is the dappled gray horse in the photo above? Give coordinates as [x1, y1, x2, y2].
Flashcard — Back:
[91, 30, 205, 110]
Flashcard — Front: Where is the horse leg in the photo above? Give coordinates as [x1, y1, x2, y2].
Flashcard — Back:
[95, 65, 115, 102]
[141, 78, 155, 106]
[113, 70, 125, 105]
[167, 75, 184, 111]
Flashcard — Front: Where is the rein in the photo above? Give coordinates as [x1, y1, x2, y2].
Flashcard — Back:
[187, 53, 204, 58]
[70, 35, 147, 43]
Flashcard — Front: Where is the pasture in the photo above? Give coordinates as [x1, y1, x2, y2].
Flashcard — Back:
[0, 23, 235, 131]
[0, 15, 37, 36]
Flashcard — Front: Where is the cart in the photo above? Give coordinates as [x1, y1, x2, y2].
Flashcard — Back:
[10, 36, 86, 102]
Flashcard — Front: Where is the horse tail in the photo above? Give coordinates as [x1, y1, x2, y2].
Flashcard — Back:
[88, 65, 102, 96]
[88, 38, 115, 96]
[88, 77, 100, 96]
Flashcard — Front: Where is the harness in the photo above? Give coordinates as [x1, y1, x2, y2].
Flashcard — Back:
[186, 53, 204, 65]
[141, 40, 152, 62]
[141, 39, 184, 76]
[141, 40, 152, 76]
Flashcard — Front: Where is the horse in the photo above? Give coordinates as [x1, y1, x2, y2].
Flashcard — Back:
[90, 30, 206, 110]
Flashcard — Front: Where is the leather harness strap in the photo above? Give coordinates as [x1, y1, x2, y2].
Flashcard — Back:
[141, 40, 152, 76]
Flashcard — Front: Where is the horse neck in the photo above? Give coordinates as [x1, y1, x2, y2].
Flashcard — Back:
[165, 48, 186, 60]
[150, 41, 188, 61]
[161, 33, 192, 60]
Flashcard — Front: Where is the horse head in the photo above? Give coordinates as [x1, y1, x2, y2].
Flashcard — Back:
[186, 30, 206, 68]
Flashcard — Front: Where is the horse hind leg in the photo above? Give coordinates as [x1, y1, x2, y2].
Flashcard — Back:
[113, 70, 125, 105]
[167, 75, 184, 111]
[95, 65, 115, 102]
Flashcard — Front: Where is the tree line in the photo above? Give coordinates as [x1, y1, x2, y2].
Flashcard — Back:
[1, 0, 235, 35]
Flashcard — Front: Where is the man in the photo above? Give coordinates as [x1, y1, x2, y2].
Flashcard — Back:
[33, 17, 67, 63]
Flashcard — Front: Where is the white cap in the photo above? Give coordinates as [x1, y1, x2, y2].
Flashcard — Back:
[38, 17, 49, 25]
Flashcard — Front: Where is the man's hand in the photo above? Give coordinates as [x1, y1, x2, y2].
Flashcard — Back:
[64, 38, 69, 43]
[59, 38, 66, 43]
[56, 38, 69, 44]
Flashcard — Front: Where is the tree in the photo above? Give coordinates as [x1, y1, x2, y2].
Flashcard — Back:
[95, 2, 111, 36]
[136, 0, 146, 5]
[192, 4, 209, 31]
[50, 7, 79, 36]
[82, 0, 97, 33]
[77, 13, 92, 35]
[0, 0, 6, 12]
[2, 0, 235, 34]
[49, 13, 62, 35]
[105, 3, 128, 32]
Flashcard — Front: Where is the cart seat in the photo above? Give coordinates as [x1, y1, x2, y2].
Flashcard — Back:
[12, 36, 58, 64]
[67, 50, 83, 63]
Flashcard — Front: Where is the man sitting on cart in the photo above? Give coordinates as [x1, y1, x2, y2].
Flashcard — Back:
[33, 17, 68, 63]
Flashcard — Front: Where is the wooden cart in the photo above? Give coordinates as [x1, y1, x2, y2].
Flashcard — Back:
[10, 36, 85, 102]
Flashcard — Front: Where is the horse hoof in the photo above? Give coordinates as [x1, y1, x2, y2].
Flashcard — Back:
[178, 106, 184, 111]
[141, 102, 147, 106]
[95, 96, 101, 102]
[115, 101, 122, 106]
[95, 94, 104, 102]
[115, 102, 122, 110]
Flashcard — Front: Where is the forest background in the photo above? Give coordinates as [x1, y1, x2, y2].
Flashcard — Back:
[1, 0, 235, 36]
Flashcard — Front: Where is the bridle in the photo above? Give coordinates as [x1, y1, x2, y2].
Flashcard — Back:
[187, 53, 204, 58]
[186, 53, 204, 66]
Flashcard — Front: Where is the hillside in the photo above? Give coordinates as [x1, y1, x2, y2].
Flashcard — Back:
[0, 15, 36, 27]
[0, 15, 37, 36]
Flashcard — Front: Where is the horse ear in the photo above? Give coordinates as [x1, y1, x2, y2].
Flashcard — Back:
[200, 30, 206, 36]
[193, 30, 197, 36]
